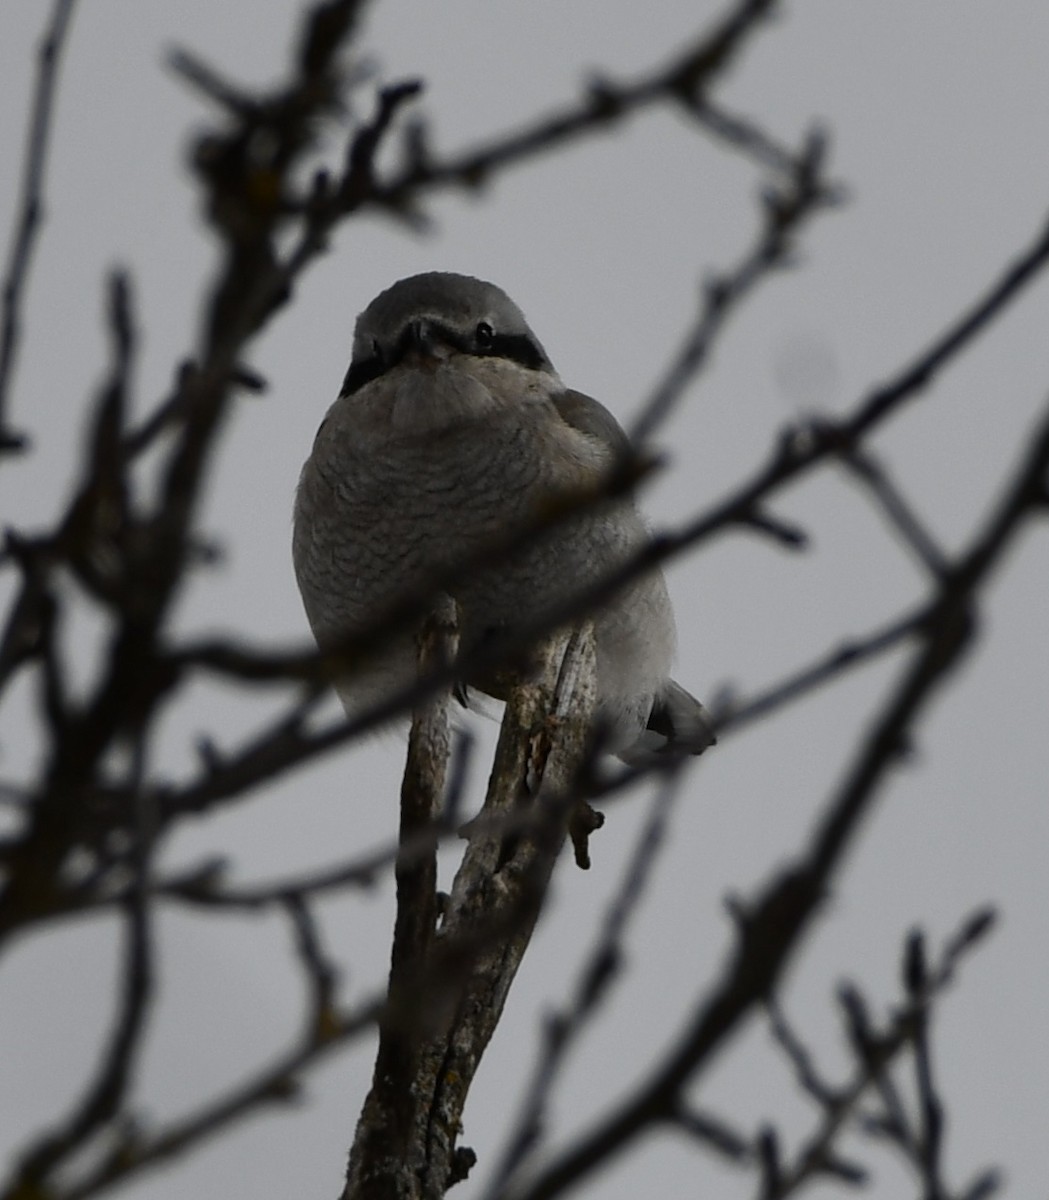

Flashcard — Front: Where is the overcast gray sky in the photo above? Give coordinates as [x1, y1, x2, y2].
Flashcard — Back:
[2, 3, 1049, 1198]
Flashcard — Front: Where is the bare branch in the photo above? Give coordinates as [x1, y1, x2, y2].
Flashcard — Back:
[0, 0, 78, 451]
[766, 999, 840, 1109]
[734, 506, 810, 549]
[344, 625, 598, 1199]
[507, 395, 1049, 1200]
[839, 446, 950, 579]
[168, 46, 259, 117]
[284, 894, 341, 1042]
[25, 212, 1046, 937]
[673, 1104, 753, 1165]
[0, 0, 378, 953]
[766, 909, 998, 1200]
[689, 95, 805, 175]
[2, 4, 1045, 1197]
[8, 738, 155, 1196]
[642, 204, 1049, 580]
[370, 0, 794, 211]
[632, 126, 841, 444]
[59, 998, 384, 1200]
[719, 600, 931, 735]
[153, 197, 1049, 733]
[344, 600, 458, 1200]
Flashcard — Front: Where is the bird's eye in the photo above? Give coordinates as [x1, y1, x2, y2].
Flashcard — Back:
[371, 337, 384, 362]
[475, 321, 495, 350]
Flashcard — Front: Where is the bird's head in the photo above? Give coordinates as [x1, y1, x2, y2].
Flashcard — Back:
[339, 272, 556, 399]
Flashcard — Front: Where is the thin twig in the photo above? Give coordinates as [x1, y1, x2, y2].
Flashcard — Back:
[284, 894, 340, 1040]
[371, 0, 793, 211]
[719, 599, 932, 734]
[0, 0, 78, 451]
[631, 126, 841, 444]
[690, 96, 804, 175]
[765, 999, 840, 1108]
[673, 1104, 753, 1164]
[839, 446, 950, 580]
[766, 910, 997, 1200]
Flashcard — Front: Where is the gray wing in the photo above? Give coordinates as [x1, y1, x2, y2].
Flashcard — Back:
[552, 389, 632, 459]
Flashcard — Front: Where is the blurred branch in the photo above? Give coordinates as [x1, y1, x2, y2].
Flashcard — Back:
[673, 1105, 753, 1165]
[838, 446, 950, 580]
[632, 126, 842, 444]
[0, 0, 78, 452]
[11, 184, 1047, 936]
[284, 894, 341, 1044]
[2, 1, 1047, 1196]
[717, 599, 930, 734]
[506, 393, 1049, 1200]
[131, 196, 1049, 725]
[641, 206, 1049, 585]
[0, 0, 372, 950]
[848, 217, 1049, 441]
[0, 272, 147, 945]
[58, 996, 385, 1200]
[370, 0, 794, 213]
[765, 909, 998, 1200]
[120, 357, 266, 458]
[689, 95, 801, 175]
[735, 506, 810, 549]
[7, 738, 155, 1198]
[224, 197, 1049, 775]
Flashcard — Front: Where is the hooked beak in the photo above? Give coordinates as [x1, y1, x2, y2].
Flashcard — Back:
[403, 318, 453, 362]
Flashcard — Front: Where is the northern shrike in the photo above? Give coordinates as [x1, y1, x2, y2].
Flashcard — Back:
[292, 272, 715, 760]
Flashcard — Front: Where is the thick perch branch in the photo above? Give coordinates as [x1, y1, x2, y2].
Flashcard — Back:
[343, 623, 598, 1200]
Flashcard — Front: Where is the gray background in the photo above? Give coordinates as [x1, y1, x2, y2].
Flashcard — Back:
[2, 2, 1048, 1198]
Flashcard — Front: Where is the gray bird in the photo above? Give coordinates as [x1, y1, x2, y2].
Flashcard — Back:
[292, 272, 715, 760]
